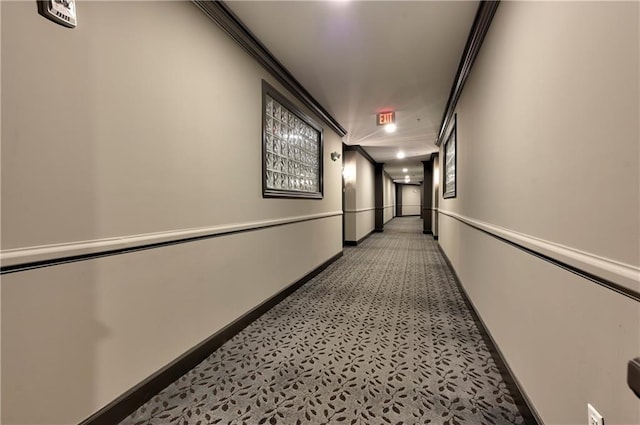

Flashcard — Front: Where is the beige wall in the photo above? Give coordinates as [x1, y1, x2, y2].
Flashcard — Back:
[0, 2, 343, 424]
[438, 2, 639, 425]
[432, 155, 439, 236]
[343, 150, 375, 242]
[401, 184, 421, 216]
[383, 172, 395, 224]
[343, 150, 358, 242]
[355, 153, 375, 239]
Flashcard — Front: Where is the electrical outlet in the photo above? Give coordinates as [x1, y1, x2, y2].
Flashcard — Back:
[587, 403, 604, 425]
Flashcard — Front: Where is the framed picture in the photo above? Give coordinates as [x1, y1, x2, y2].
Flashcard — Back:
[443, 115, 457, 199]
[262, 80, 323, 199]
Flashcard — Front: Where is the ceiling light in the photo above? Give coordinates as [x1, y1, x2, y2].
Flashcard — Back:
[396, 151, 405, 159]
[402, 168, 408, 173]
[384, 123, 396, 133]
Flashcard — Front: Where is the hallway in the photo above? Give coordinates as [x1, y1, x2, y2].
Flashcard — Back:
[121, 218, 530, 425]
[2, 1, 638, 423]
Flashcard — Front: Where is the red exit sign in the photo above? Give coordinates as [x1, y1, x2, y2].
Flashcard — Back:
[376, 111, 395, 126]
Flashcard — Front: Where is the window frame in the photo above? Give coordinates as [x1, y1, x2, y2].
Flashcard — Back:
[262, 80, 324, 199]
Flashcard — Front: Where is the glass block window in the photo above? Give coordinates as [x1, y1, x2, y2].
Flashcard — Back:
[262, 81, 323, 199]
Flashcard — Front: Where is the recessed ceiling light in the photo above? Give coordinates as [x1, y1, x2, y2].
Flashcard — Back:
[402, 168, 408, 173]
[384, 123, 397, 133]
[397, 151, 405, 159]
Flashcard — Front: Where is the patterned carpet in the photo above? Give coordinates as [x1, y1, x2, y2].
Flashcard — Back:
[121, 217, 531, 425]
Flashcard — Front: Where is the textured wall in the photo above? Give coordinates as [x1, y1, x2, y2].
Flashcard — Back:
[438, 2, 639, 424]
[1, 2, 343, 423]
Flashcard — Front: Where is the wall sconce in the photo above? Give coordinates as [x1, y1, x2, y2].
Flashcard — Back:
[342, 163, 356, 184]
[330, 151, 341, 162]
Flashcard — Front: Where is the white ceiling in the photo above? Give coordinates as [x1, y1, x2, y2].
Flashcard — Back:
[226, 0, 478, 181]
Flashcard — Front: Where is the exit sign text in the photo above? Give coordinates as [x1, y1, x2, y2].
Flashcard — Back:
[376, 111, 395, 126]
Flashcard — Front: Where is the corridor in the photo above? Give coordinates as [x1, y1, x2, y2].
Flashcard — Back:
[2, 1, 638, 424]
[121, 218, 531, 425]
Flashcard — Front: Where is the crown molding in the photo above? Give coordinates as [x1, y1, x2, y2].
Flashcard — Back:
[344, 144, 378, 166]
[192, 0, 347, 137]
[436, 1, 500, 146]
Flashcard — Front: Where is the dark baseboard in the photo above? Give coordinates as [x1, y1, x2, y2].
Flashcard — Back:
[79, 251, 344, 425]
[358, 230, 375, 244]
[422, 230, 433, 235]
[435, 244, 543, 425]
[344, 229, 376, 247]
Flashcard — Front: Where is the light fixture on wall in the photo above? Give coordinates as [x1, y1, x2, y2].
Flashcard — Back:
[342, 163, 356, 184]
[330, 151, 341, 162]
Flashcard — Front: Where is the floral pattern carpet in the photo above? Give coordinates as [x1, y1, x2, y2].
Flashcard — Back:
[121, 217, 532, 425]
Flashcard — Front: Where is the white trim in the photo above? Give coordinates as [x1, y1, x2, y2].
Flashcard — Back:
[1, 211, 343, 267]
[344, 207, 376, 213]
[438, 209, 640, 292]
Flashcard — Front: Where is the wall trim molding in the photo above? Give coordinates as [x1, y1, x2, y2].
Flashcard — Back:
[436, 244, 543, 425]
[78, 251, 344, 425]
[0, 211, 343, 274]
[191, 1, 346, 137]
[344, 144, 377, 166]
[344, 207, 376, 213]
[436, 1, 500, 146]
[438, 209, 640, 302]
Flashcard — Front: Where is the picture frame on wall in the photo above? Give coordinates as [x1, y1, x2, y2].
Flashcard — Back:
[443, 115, 457, 199]
[262, 80, 324, 199]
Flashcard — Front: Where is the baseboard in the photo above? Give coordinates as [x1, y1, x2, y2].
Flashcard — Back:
[435, 244, 543, 425]
[422, 230, 433, 235]
[78, 251, 344, 425]
[344, 229, 376, 247]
